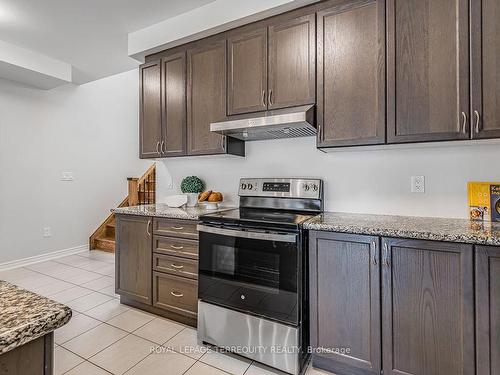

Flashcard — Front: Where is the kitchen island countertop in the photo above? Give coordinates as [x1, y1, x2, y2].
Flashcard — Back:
[112, 203, 235, 220]
[304, 211, 500, 246]
[0, 281, 71, 354]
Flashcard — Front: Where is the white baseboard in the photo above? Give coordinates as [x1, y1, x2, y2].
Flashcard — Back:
[0, 245, 88, 271]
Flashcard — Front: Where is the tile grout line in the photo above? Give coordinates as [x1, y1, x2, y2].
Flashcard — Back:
[26, 267, 113, 296]
[86, 332, 159, 374]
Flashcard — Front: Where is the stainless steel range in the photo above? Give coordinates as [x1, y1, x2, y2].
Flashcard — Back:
[197, 178, 323, 375]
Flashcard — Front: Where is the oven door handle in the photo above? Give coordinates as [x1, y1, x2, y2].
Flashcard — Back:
[197, 224, 297, 243]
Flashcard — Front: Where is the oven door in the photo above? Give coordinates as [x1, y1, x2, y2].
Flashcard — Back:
[197, 224, 299, 325]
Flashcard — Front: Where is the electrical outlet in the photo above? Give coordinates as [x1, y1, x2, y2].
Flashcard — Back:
[61, 172, 74, 181]
[411, 176, 425, 193]
[43, 227, 51, 238]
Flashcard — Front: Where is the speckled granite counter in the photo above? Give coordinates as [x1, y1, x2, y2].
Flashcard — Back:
[112, 203, 234, 220]
[304, 212, 500, 246]
[0, 281, 71, 354]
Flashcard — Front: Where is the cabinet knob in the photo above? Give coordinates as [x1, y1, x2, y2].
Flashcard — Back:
[156, 141, 161, 155]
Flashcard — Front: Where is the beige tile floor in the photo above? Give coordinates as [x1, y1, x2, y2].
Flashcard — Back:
[0, 250, 334, 375]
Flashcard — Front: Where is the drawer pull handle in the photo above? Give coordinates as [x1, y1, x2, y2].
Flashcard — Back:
[170, 245, 184, 250]
[171, 264, 184, 269]
[170, 291, 184, 298]
[171, 226, 184, 230]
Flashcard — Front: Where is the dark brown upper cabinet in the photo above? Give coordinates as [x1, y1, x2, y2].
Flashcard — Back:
[187, 39, 244, 156]
[115, 215, 152, 305]
[309, 231, 381, 375]
[268, 14, 316, 110]
[139, 61, 162, 159]
[227, 28, 268, 115]
[386, 0, 470, 143]
[471, 0, 500, 139]
[161, 52, 186, 157]
[317, 0, 385, 148]
[381, 238, 474, 375]
[476, 245, 500, 375]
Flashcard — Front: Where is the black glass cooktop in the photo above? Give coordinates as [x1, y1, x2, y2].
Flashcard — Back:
[200, 208, 317, 230]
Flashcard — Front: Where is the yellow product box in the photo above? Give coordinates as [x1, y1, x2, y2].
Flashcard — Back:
[468, 182, 500, 222]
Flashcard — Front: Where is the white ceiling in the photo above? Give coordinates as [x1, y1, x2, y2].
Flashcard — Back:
[0, 0, 215, 84]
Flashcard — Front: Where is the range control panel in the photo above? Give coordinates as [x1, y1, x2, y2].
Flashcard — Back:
[238, 178, 322, 199]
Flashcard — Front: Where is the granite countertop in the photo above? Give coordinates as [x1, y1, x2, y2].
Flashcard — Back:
[112, 203, 234, 220]
[0, 281, 72, 354]
[304, 212, 500, 246]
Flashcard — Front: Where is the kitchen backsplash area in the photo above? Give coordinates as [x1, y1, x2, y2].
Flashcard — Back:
[156, 136, 500, 219]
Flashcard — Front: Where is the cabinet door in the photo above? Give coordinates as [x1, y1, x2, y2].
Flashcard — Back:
[317, 0, 385, 148]
[268, 14, 315, 109]
[387, 0, 470, 143]
[471, 0, 500, 139]
[228, 27, 267, 115]
[139, 61, 162, 159]
[309, 231, 381, 375]
[115, 215, 152, 304]
[162, 52, 186, 156]
[187, 39, 227, 155]
[476, 246, 500, 375]
[381, 238, 474, 375]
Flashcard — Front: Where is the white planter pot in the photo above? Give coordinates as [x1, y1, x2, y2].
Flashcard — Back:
[185, 193, 198, 207]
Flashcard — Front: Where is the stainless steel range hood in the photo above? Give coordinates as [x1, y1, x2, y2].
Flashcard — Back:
[210, 105, 316, 141]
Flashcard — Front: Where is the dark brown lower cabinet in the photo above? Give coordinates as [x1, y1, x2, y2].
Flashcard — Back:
[310, 232, 476, 375]
[476, 245, 500, 375]
[115, 215, 152, 304]
[115, 215, 199, 327]
[309, 231, 381, 375]
[0, 333, 53, 375]
[382, 238, 475, 375]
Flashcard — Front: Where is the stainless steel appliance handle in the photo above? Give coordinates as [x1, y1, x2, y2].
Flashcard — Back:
[197, 224, 297, 243]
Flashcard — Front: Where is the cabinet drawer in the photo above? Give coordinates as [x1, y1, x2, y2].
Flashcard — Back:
[153, 218, 198, 239]
[153, 236, 198, 259]
[153, 253, 198, 279]
[153, 272, 197, 317]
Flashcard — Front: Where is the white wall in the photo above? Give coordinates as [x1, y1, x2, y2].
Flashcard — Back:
[156, 137, 500, 219]
[0, 70, 149, 264]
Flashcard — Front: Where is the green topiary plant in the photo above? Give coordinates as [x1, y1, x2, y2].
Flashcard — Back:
[180, 176, 205, 194]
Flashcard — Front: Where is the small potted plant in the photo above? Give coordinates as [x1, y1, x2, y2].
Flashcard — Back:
[180, 176, 205, 207]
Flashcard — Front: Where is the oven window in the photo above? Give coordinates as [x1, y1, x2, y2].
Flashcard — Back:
[198, 230, 300, 324]
[212, 244, 280, 289]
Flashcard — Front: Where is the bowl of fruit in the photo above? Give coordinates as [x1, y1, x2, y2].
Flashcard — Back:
[198, 190, 223, 209]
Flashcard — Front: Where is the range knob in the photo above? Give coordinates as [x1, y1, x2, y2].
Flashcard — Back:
[247, 183, 253, 190]
[312, 184, 319, 192]
[241, 183, 247, 190]
[303, 184, 310, 191]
